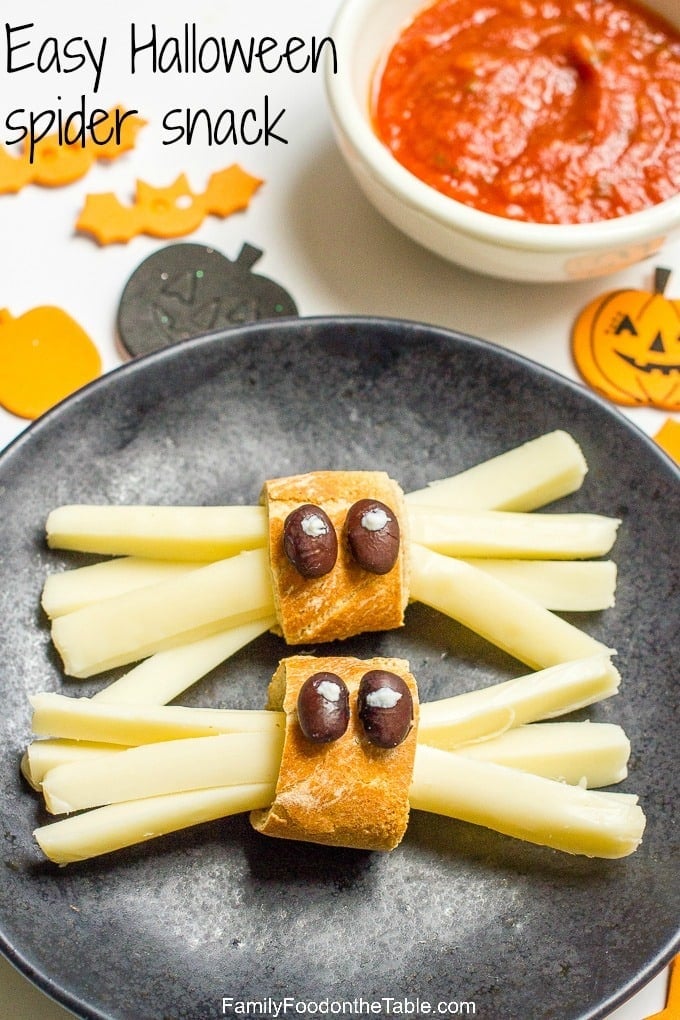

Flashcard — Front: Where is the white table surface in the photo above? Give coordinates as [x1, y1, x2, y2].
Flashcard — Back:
[0, 2, 676, 1017]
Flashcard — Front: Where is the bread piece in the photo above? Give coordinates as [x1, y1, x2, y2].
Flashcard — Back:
[263, 471, 409, 644]
[250, 655, 419, 851]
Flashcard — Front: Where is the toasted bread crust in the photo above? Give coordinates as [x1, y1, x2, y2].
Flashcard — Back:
[250, 654, 419, 851]
[263, 471, 409, 644]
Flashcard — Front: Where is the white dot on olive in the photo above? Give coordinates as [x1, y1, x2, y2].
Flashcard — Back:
[301, 514, 328, 538]
[362, 508, 389, 532]
[317, 680, 341, 702]
[366, 688, 402, 708]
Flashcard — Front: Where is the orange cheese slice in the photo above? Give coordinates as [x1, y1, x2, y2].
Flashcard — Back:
[0, 306, 101, 419]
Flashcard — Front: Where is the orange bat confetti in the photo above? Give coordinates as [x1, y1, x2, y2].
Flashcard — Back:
[0, 108, 146, 193]
[75, 166, 264, 244]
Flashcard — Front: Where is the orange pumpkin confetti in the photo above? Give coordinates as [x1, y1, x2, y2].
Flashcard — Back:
[654, 418, 680, 464]
[645, 955, 680, 1020]
[0, 306, 101, 420]
[572, 267, 680, 411]
[75, 166, 263, 245]
[0, 109, 146, 193]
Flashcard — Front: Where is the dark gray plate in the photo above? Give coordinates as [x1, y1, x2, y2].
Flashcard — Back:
[0, 317, 677, 1020]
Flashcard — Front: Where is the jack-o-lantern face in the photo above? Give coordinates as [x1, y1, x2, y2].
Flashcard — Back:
[572, 268, 680, 410]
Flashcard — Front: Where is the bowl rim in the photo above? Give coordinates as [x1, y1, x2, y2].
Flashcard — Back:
[325, 0, 680, 253]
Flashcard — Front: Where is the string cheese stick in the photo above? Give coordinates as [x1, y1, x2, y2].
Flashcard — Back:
[44, 431, 588, 562]
[51, 541, 612, 680]
[43, 554, 617, 620]
[46, 504, 268, 560]
[42, 557, 202, 618]
[404, 430, 587, 511]
[30, 654, 618, 750]
[409, 746, 645, 859]
[21, 617, 277, 788]
[34, 737, 644, 863]
[51, 548, 276, 678]
[26, 718, 630, 792]
[42, 731, 286, 814]
[30, 693, 285, 746]
[34, 783, 276, 866]
[24, 646, 619, 791]
[409, 544, 613, 669]
[25, 642, 618, 795]
[418, 654, 620, 748]
[23, 740, 123, 789]
[459, 559, 616, 611]
[457, 722, 630, 788]
[408, 508, 619, 559]
[92, 616, 277, 706]
[43, 506, 618, 601]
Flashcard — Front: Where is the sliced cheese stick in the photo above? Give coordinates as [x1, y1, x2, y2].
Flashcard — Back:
[92, 616, 276, 706]
[23, 740, 123, 789]
[44, 431, 585, 566]
[22, 618, 277, 785]
[51, 548, 275, 678]
[409, 544, 612, 669]
[29, 652, 619, 762]
[409, 745, 645, 858]
[30, 692, 285, 746]
[459, 559, 616, 611]
[43, 554, 617, 623]
[418, 654, 620, 748]
[457, 722, 630, 788]
[52, 540, 609, 679]
[34, 737, 644, 863]
[42, 557, 202, 618]
[34, 783, 276, 865]
[404, 430, 587, 511]
[46, 504, 267, 560]
[25, 719, 630, 792]
[408, 508, 619, 559]
[42, 731, 285, 814]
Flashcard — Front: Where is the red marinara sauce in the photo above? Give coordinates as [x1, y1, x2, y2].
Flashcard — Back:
[373, 0, 680, 224]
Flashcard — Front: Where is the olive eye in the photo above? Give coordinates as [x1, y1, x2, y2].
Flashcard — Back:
[346, 499, 400, 574]
[357, 670, 413, 748]
[297, 672, 350, 743]
[283, 504, 338, 578]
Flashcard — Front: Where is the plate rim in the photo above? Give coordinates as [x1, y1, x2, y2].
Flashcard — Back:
[4, 313, 678, 483]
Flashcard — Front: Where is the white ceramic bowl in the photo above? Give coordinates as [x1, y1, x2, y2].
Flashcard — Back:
[325, 0, 680, 282]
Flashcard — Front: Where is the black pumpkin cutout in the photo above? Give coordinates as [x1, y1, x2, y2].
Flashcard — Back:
[116, 241, 298, 358]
